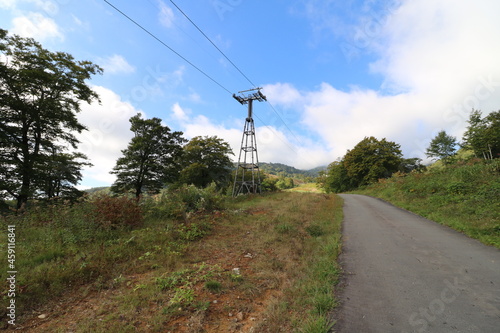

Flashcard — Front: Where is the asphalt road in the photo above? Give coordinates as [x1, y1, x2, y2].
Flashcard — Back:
[334, 194, 500, 333]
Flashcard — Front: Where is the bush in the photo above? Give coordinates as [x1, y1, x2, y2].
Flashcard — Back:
[90, 195, 143, 229]
[147, 184, 224, 220]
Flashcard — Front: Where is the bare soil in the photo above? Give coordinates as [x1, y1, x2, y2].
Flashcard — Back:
[18, 208, 292, 332]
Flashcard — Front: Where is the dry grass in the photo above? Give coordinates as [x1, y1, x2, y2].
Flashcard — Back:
[13, 192, 343, 332]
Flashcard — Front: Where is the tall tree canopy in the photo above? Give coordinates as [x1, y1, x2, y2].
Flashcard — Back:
[179, 136, 234, 189]
[426, 130, 458, 163]
[462, 110, 500, 159]
[343, 136, 403, 187]
[318, 161, 353, 194]
[321, 137, 403, 193]
[110, 114, 186, 198]
[33, 148, 91, 200]
[0, 29, 102, 208]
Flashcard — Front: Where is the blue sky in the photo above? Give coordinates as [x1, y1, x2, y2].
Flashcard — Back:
[1, 0, 500, 188]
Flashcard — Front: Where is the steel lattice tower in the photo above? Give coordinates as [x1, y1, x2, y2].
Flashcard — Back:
[232, 88, 267, 197]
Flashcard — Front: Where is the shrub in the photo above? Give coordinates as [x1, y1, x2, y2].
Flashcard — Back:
[147, 184, 224, 220]
[90, 195, 143, 229]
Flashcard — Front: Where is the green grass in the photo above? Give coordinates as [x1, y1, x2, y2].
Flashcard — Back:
[353, 159, 500, 248]
[0, 190, 343, 332]
[0, 186, 220, 324]
[286, 182, 322, 193]
[226, 192, 343, 332]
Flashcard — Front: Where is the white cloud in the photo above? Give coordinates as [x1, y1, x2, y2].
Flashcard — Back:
[371, 0, 500, 95]
[75, 86, 143, 186]
[169, 103, 332, 170]
[270, 0, 500, 164]
[11, 12, 63, 41]
[188, 91, 202, 103]
[158, 0, 175, 28]
[262, 83, 303, 109]
[0, 0, 16, 9]
[98, 54, 135, 75]
[171, 102, 190, 122]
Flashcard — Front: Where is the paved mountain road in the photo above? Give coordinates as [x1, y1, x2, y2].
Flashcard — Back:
[334, 194, 500, 333]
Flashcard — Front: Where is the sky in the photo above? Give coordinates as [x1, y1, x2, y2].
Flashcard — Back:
[1, 0, 500, 188]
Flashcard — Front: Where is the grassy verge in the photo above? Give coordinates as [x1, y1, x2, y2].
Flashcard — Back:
[286, 183, 322, 193]
[353, 159, 500, 248]
[0, 190, 342, 332]
[218, 192, 343, 332]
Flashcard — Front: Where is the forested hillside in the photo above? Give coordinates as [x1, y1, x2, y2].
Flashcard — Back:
[259, 162, 326, 179]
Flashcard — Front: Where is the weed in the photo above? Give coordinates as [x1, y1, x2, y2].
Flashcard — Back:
[204, 280, 222, 293]
[306, 224, 324, 237]
[90, 194, 143, 229]
[1, 191, 343, 331]
[229, 272, 243, 283]
[275, 222, 294, 234]
[300, 316, 334, 333]
[156, 269, 191, 290]
[170, 288, 195, 306]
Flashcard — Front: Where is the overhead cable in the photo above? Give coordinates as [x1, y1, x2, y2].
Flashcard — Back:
[103, 0, 233, 95]
[168, 1, 315, 161]
[168, 0, 256, 88]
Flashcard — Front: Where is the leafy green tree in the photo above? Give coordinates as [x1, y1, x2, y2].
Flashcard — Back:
[232, 170, 276, 193]
[320, 160, 353, 193]
[343, 136, 403, 187]
[110, 114, 186, 198]
[0, 29, 102, 208]
[462, 110, 500, 159]
[426, 130, 458, 163]
[179, 136, 234, 189]
[276, 176, 294, 189]
[260, 174, 278, 192]
[34, 147, 91, 199]
[399, 157, 425, 173]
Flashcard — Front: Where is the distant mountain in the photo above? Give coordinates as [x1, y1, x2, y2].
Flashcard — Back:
[84, 186, 110, 194]
[259, 162, 327, 178]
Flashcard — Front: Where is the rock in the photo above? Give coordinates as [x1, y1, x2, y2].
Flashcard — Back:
[38, 314, 47, 319]
[213, 300, 218, 304]
[232, 268, 241, 275]
[236, 312, 244, 321]
[228, 313, 233, 317]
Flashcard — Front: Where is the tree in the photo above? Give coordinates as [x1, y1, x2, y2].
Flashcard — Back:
[426, 130, 457, 163]
[321, 160, 353, 193]
[110, 114, 186, 198]
[0, 29, 102, 208]
[399, 157, 425, 173]
[462, 110, 500, 159]
[276, 176, 294, 190]
[343, 136, 403, 187]
[260, 173, 278, 192]
[179, 136, 234, 189]
[34, 148, 91, 199]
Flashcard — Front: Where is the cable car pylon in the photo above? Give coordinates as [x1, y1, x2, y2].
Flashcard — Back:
[232, 88, 267, 197]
